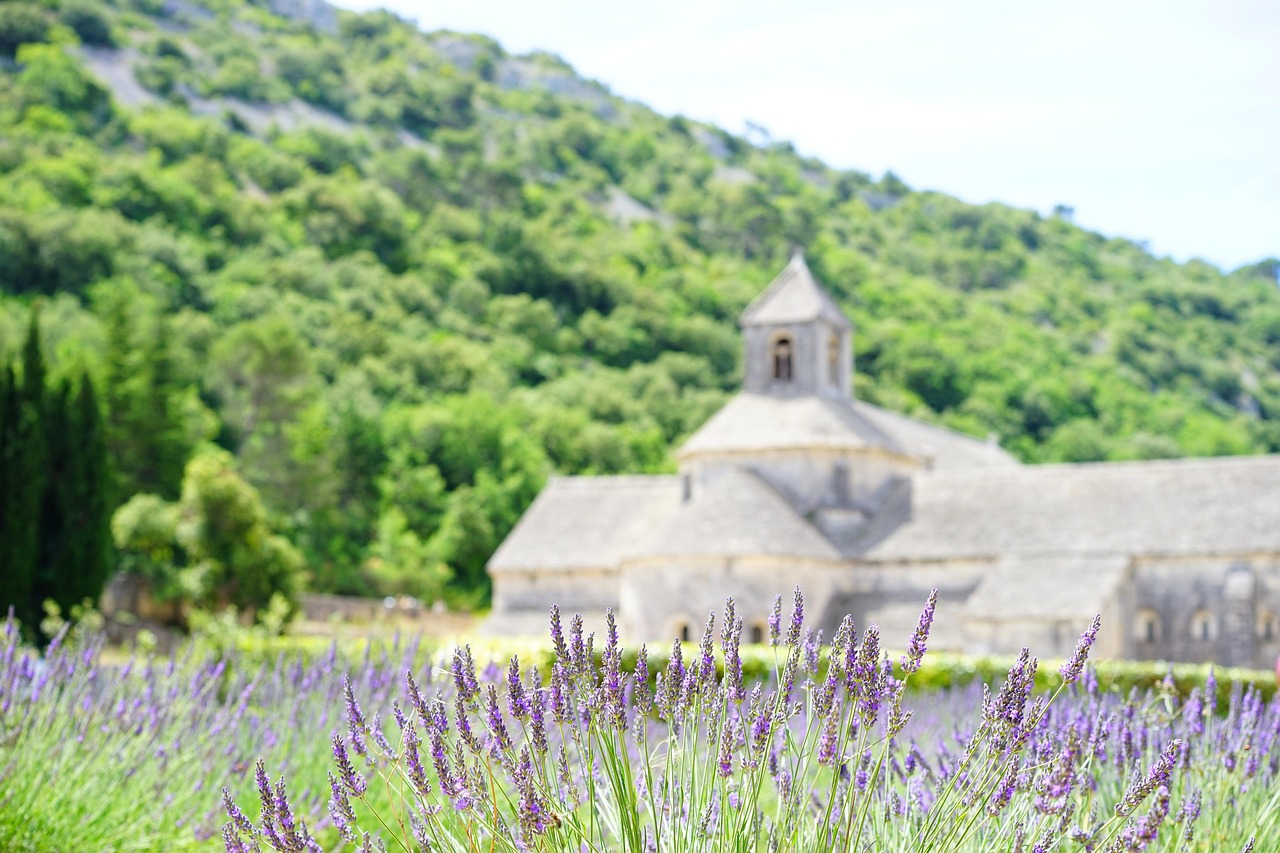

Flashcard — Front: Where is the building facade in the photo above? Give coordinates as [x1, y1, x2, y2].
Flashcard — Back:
[487, 255, 1280, 666]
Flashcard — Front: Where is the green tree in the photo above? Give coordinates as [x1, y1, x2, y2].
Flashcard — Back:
[175, 447, 302, 615]
[0, 314, 47, 628]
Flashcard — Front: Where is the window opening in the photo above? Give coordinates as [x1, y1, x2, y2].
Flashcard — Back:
[1190, 610, 1214, 642]
[1133, 609, 1160, 643]
[750, 624, 764, 644]
[828, 334, 840, 386]
[772, 336, 793, 381]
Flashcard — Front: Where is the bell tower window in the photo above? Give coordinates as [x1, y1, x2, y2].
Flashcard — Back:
[772, 336, 793, 381]
[828, 334, 840, 386]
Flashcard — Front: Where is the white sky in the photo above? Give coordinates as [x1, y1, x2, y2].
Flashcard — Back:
[337, 0, 1280, 271]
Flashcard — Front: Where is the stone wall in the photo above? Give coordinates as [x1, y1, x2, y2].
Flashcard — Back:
[1122, 554, 1280, 668]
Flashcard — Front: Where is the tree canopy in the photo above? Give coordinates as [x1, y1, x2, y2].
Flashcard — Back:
[1, 0, 1278, 606]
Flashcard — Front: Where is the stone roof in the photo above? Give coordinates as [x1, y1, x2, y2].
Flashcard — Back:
[851, 401, 1020, 470]
[487, 476, 681, 572]
[962, 555, 1130, 621]
[679, 393, 908, 458]
[862, 455, 1280, 562]
[740, 254, 851, 329]
[678, 393, 1019, 469]
[633, 468, 841, 561]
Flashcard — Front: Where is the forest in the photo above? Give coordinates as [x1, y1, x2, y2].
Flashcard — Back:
[1, 0, 1279, 615]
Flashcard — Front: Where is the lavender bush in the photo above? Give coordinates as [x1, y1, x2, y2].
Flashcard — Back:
[220, 592, 1270, 852]
[1, 593, 1274, 850]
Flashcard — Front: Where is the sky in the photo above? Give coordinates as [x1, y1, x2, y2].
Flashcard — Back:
[337, 0, 1279, 271]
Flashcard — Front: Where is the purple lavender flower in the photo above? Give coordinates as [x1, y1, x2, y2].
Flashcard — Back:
[1116, 739, 1183, 817]
[452, 646, 479, 702]
[768, 595, 783, 646]
[221, 787, 257, 843]
[530, 686, 549, 755]
[515, 747, 550, 836]
[801, 628, 821, 675]
[406, 670, 431, 730]
[254, 760, 284, 850]
[1059, 613, 1101, 685]
[506, 655, 530, 720]
[634, 644, 653, 716]
[901, 589, 937, 675]
[549, 604, 570, 663]
[697, 613, 717, 692]
[549, 662, 570, 724]
[485, 685, 512, 753]
[602, 609, 626, 730]
[785, 587, 804, 648]
[331, 733, 367, 797]
[327, 772, 357, 841]
[569, 613, 587, 680]
[817, 703, 839, 766]
[716, 719, 735, 778]
[402, 721, 431, 799]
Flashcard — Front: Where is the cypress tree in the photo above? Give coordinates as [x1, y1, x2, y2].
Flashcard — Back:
[1, 312, 47, 628]
[34, 378, 71, 613]
[0, 365, 28, 620]
[70, 373, 113, 604]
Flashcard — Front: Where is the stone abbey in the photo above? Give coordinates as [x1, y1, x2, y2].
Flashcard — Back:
[487, 255, 1280, 666]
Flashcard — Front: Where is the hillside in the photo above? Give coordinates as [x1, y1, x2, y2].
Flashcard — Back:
[2, 0, 1279, 604]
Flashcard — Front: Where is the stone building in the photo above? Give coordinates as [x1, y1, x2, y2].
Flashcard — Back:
[487, 255, 1280, 666]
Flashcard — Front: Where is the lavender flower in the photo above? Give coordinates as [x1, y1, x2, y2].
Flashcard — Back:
[484, 685, 512, 753]
[506, 655, 530, 720]
[549, 604, 569, 664]
[331, 734, 367, 797]
[634, 640, 655, 712]
[902, 588, 937, 675]
[785, 587, 804, 648]
[1116, 739, 1183, 817]
[768, 595, 783, 646]
[1058, 613, 1101, 685]
[327, 772, 357, 841]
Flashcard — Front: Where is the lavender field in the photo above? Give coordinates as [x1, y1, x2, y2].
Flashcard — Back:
[1, 593, 1275, 851]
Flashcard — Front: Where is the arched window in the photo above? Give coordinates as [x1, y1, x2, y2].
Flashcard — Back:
[828, 334, 840, 386]
[771, 335, 793, 381]
[1258, 611, 1279, 642]
[1190, 610, 1216, 642]
[1133, 609, 1161, 644]
[749, 623, 765, 644]
[670, 618, 692, 643]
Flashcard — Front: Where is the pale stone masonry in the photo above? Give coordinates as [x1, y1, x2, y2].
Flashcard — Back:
[487, 254, 1280, 666]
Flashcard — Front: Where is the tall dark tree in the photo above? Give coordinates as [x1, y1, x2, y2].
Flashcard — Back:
[0, 310, 113, 632]
[0, 365, 27, 620]
[35, 375, 112, 614]
[0, 313, 47, 627]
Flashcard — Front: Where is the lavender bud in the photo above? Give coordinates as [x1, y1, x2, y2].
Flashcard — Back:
[901, 589, 937, 675]
[785, 587, 804, 648]
[332, 733, 367, 796]
[1058, 613, 1101, 685]
[768, 595, 783, 646]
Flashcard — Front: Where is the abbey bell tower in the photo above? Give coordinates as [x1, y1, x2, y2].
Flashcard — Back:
[740, 253, 853, 402]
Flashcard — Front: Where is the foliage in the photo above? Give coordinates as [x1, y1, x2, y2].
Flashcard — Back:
[0, 310, 111, 635]
[0, 0, 1278, 607]
[174, 446, 303, 616]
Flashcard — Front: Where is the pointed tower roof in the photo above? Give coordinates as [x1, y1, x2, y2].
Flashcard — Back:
[739, 253, 851, 329]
